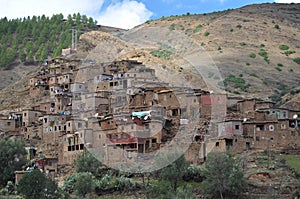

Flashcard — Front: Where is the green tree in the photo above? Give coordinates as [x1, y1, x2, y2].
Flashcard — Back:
[0, 137, 26, 187]
[75, 151, 104, 177]
[202, 152, 247, 199]
[156, 152, 188, 192]
[74, 172, 95, 196]
[17, 169, 60, 199]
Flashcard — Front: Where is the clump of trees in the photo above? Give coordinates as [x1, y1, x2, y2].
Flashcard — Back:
[17, 169, 60, 199]
[0, 13, 97, 68]
[0, 136, 27, 187]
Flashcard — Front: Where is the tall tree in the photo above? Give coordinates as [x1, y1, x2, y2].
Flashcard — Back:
[0, 137, 27, 187]
[202, 152, 247, 199]
[17, 169, 60, 199]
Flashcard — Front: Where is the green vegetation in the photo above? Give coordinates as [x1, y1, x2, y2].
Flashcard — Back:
[236, 24, 242, 29]
[274, 24, 280, 29]
[277, 63, 283, 67]
[260, 44, 265, 47]
[279, 45, 289, 50]
[240, 42, 246, 46]
[193, 24, 203, 33]
[0, 13, 97, 68]
[169, 23, 175, 31]
[275, 67, 282, 71]
[17, 169, 60, 199]
[258, 49, 270, 64]
[202, 152, 246, 199]
[284, 50, 296, 56]
[249, 53, 256, 58]
[204, 31, 210, 36]
[279, 155, 300, 174]
[150, 44, 175, 60]
[250, 73, 258, 77]
[246, 62, 250, 66]
[223, 74, 250, 91]
[293, 57, 300, 65]
[0, 137, 26, 187]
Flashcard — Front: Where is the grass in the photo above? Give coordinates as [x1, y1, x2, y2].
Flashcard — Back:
[279, 155, 300, 174]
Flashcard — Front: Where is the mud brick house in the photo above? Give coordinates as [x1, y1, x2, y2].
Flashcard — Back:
[22, 110, 44, 127]
[200, 93, 227, 120]
[218, 120, 243, 137]
[0, 117, 17, 132]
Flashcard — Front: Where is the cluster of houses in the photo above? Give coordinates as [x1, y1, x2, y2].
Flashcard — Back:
[1, 56, 300, 177]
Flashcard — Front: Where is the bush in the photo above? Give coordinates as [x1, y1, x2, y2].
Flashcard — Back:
[293, 57, 300, 65]
[279, 45, 289, 50]
[275, 67, 282, 71]
[274, 24, 280, 29]
[249, 53, 256, 58]
[284, 50, 296, 56]
[204, 31, 210, 36]
[74, 172, 95, 196]
[240, 42, 246, 46]
[193, 24, 203, 33]
[183, 165, 205, 182]
[250, 73, 258, 77]
[169, 24, 175, 31]
[17, 169, 60, 199]
[277, 63, 283, 67]
[236, 24, 242, 29]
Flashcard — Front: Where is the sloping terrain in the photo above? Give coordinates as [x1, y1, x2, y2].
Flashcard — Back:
[0, 3, 299, 112]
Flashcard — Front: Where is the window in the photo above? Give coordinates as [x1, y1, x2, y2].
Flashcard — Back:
[7, 122, 11, 126]
[216, 142, 219, 147]
[78, 122, 82, 128]
[269, 125, 274, 131]
[281, 124, 286, 129]
[235, 125, 240, 130]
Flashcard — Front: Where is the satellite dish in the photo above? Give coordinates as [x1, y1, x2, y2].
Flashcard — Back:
[243, 118, 248, 122]
[293, 114, 298, 119]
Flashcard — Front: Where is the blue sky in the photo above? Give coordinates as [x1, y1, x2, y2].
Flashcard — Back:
[0, 0, 298, 29]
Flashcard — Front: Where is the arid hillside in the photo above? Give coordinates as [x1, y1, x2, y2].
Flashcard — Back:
[121, 3, 300, 102]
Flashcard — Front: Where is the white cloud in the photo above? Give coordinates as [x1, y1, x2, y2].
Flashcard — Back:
[0, 0, 104, 20]
[275, 0, 300, 2]
[97, 0, 153, 29]
[0, 0, 152, 29]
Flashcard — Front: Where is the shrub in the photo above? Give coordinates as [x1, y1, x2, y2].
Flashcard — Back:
[193, 24, 203, 33]
[279, 45, 289, 50]
[274, 24, 280, 29]
[258, 49, 267, 57]
[293, 57, 300, 65]
[169, 23, 175, 31]
[236, 24, 242, 29]
[275, 67, 282, 71]
[74, 172, 95, 196]
[246, 62, 250, 66]
[240, 42, 246, 46]
[249, 53, 256, 58]
[284, 50, 296, 56]
[250, 73, 258, 77]
[260, 44, 265, 47]
[277, 63, 283, 67]
[204, 31, 210, 36]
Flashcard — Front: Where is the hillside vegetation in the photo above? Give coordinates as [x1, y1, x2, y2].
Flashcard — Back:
[0, 13, 97, 69]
